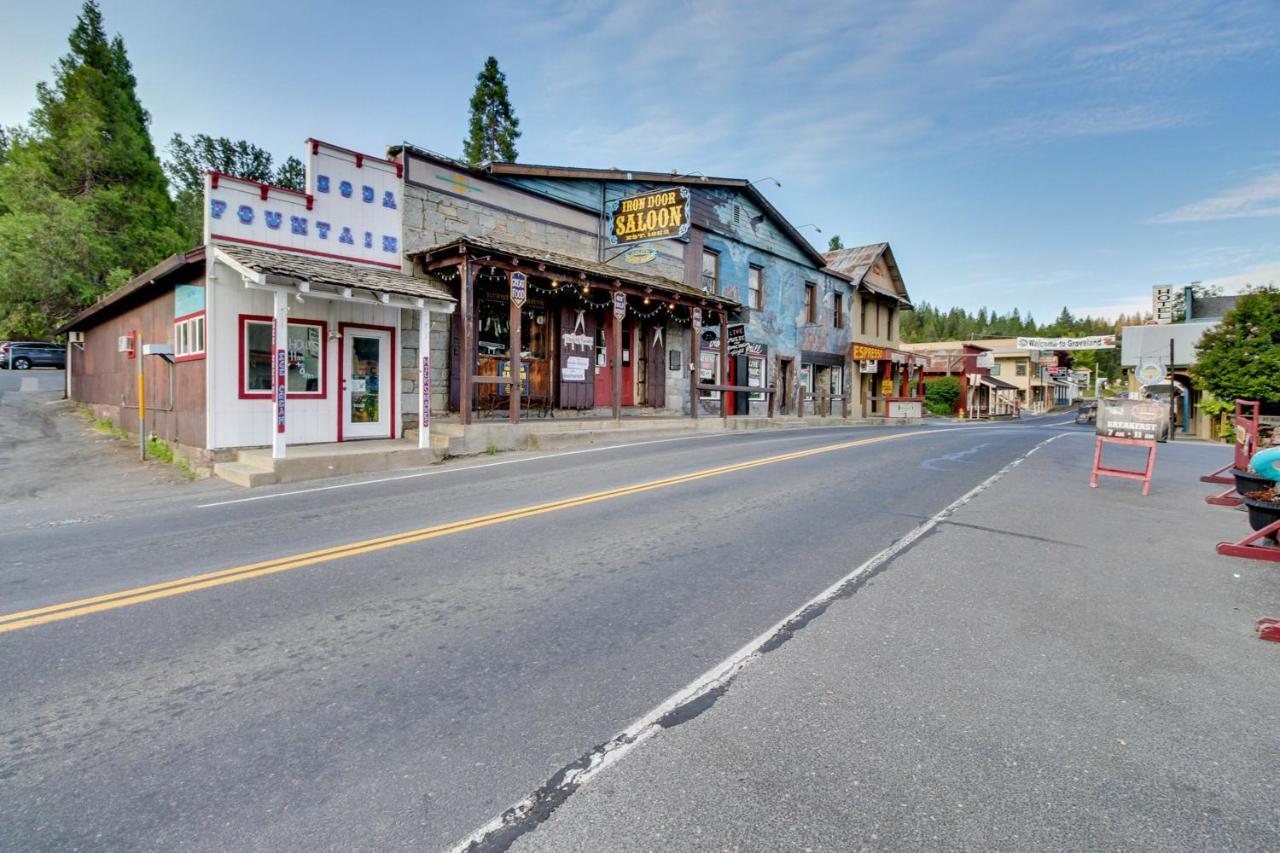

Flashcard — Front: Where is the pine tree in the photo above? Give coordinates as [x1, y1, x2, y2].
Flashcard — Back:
[463, 57, 520, 164]
[165, 133, 287, 245]
[0, 1, 182, 337]
[827, 235, 843, 252]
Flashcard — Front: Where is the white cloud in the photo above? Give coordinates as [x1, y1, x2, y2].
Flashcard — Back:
[1149, 172, 1280, 223]
[1197, 261, 1280, 292]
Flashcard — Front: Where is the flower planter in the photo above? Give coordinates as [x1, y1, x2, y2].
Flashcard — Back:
[1233, 468, 1274, 496]
[1241, 496, 1280, 535]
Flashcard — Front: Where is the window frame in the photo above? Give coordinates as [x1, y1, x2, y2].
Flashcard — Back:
[804, 282, 817, 324]
[701, 249, 720, 294]
[174, 311, 206, 362]
[747, 264, 764, 310]
[833, 292, 845, 329]
[1016, 362, 1027, 377]
[238, 314, 328, 400]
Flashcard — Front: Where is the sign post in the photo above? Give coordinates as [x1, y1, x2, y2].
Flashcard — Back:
[272, 289, 287, 460]
[418, 308, 431, 449]
[1090, 398, 1164, 495]
[136, 330, 145, 460]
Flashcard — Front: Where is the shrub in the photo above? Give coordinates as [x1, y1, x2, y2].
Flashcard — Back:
[924, 376, 962, 416]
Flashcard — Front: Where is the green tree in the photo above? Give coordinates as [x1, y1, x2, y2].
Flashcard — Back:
[165, 133, 279, 245]
[463, 57, 520, 164]
[0, 0, 182, 338]
[1194, 288, 1280, 404]
[275, 155, 305, 192]
[827, 234, 843, 252]
[924, 375, 963, 416]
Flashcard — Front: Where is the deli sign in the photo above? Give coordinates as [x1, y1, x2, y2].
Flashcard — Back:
[606, 187, 691, 246]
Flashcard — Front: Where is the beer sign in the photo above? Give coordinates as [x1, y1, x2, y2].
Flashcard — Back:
[606, 187, 691, 246]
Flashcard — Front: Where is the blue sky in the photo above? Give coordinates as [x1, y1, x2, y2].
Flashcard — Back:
[3, 0, 1278, 323]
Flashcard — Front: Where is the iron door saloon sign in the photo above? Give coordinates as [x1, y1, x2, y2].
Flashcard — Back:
[607, 187, 691, 246]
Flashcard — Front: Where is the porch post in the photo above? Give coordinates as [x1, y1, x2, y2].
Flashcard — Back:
[719, 310, 728, 421]
[418, 307, 431, 449]
[509, 276, 521, 424]
[610, 291, 622, 421]
[460, 259, 475, 425]
[271, 288, 287, 459]
[689, 317, 699, 420]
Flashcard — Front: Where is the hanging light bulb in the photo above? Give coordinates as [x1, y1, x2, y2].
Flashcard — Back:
[644, 296, 651, 305]
[551, 280, 559, 289]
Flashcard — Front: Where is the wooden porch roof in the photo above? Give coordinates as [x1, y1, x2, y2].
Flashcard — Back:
[411, 235, 740, 309]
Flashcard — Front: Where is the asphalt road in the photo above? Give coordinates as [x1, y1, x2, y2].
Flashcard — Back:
[0, 413, 1080, 850]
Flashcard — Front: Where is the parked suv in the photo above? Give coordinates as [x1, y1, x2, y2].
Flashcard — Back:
[0, 341, 67, 370]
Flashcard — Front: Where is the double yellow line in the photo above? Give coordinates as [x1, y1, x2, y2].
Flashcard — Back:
[0, 431, 919, 635]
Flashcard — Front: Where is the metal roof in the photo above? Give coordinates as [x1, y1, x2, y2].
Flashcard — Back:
[823, 242, 911, 303]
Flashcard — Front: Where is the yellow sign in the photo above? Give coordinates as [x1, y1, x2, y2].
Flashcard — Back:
[607, 187, 691, 246]
[881, 379, 894, 397]
[852, 343, 887, 361]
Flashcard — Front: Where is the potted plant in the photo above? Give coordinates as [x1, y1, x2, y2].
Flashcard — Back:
[1234, 467, 1273, 496]
[1241, 485, 1280, 543]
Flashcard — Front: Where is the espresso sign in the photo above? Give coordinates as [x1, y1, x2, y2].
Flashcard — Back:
[607, 187, 691, 246]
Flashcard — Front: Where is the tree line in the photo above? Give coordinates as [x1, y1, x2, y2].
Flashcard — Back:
[0, 2, 521, 339]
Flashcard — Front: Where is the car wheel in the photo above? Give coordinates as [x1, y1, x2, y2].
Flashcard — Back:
[14, 357, 31, 370]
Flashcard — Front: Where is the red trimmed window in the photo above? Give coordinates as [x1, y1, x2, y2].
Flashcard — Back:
[174, 313, 206, 361]
[239, 315, 327, 398]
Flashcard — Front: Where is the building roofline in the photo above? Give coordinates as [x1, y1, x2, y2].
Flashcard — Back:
[57, 247, 206, 333]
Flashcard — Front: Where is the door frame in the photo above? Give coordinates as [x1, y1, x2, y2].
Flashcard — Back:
[336, 321, 397, 441]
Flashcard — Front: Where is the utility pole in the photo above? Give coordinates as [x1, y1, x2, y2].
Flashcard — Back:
[1168, 337, 1176, 441]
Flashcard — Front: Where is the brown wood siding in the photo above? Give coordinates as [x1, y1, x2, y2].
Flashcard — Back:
[73, 280, 207, 448]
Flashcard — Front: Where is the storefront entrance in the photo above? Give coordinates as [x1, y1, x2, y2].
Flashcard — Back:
[341, 325, 393, 439]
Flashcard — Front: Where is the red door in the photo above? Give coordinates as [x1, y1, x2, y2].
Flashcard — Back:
[594, 323, 611, 407]
[621, 322, 635, 407]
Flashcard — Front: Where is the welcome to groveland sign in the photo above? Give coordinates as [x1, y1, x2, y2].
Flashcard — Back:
[606, 187, 691, 246]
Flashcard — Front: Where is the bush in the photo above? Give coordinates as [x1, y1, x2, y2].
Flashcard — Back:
[924, 376, 962, 416]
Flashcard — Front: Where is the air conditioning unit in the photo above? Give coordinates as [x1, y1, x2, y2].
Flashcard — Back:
[118, 335, 135, 356]
[68, 331, 84, 344]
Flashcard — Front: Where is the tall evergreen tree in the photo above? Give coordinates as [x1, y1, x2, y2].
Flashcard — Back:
[165, 133, 295, 246]
[0, 0, 182, 338]
[463, 57, 520, 164]
[827, 235, 844, 252]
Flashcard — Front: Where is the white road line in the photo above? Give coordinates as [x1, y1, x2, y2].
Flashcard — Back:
[448, 431, 1072, 852]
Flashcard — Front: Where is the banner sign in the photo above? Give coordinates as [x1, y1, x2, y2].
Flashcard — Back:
[975, 351, 995, 368]
[851, 342, 887, 361]
[691, 307, 702, 331]
[606, 187, 691, 246]
[273, 321, 286, 433]
[174, 284, 205, 318]
[1016, 335, 1115, 350]
[726, 324, 747, 356]
[421, 354, 430, 429]
[1152, 285, 1175, 325]
[206, 138, 403, 270]
[510, 271, 527, 308]
[1098, 398, 1166, 441]
[613, 291, 627, 320]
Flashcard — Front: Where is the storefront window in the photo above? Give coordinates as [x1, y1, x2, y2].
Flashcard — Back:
[477, 295, 509, 356]
[240, 317, 325, 397]
[521, 304, 546, 359]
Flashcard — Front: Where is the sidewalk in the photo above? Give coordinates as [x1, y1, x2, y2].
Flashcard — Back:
[512, 434, 1280, 851]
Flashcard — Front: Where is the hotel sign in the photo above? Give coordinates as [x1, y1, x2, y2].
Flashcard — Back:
[606, 187, 691, 246]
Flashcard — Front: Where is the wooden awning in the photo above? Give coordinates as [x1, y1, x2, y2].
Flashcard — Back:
[411, 235, 741, 313]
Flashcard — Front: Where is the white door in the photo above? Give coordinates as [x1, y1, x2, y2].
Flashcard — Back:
[342, 329, 391, 439]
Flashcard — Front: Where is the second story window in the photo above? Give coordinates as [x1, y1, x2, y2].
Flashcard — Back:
[804, 282, 817, 323]
[1016, 362, 1027, 376]
[748, 265, 763, 309]
[833, 292, 844, 328]
[860, 295, 869, 334]
[701, 250, 719, 293]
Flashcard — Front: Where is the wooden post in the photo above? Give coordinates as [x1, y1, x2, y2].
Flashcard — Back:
[611, 293, 622, 421]
[418, 307, 431, 449]
[842, 366, 851, 419]
[768, 383, 776, 418]
[719, 310, 728, 421]
[689, 324, 698, 420]
[136, 330, 145, 460]
[460, 259, 475, 425]
[509, 278, 521, 424]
